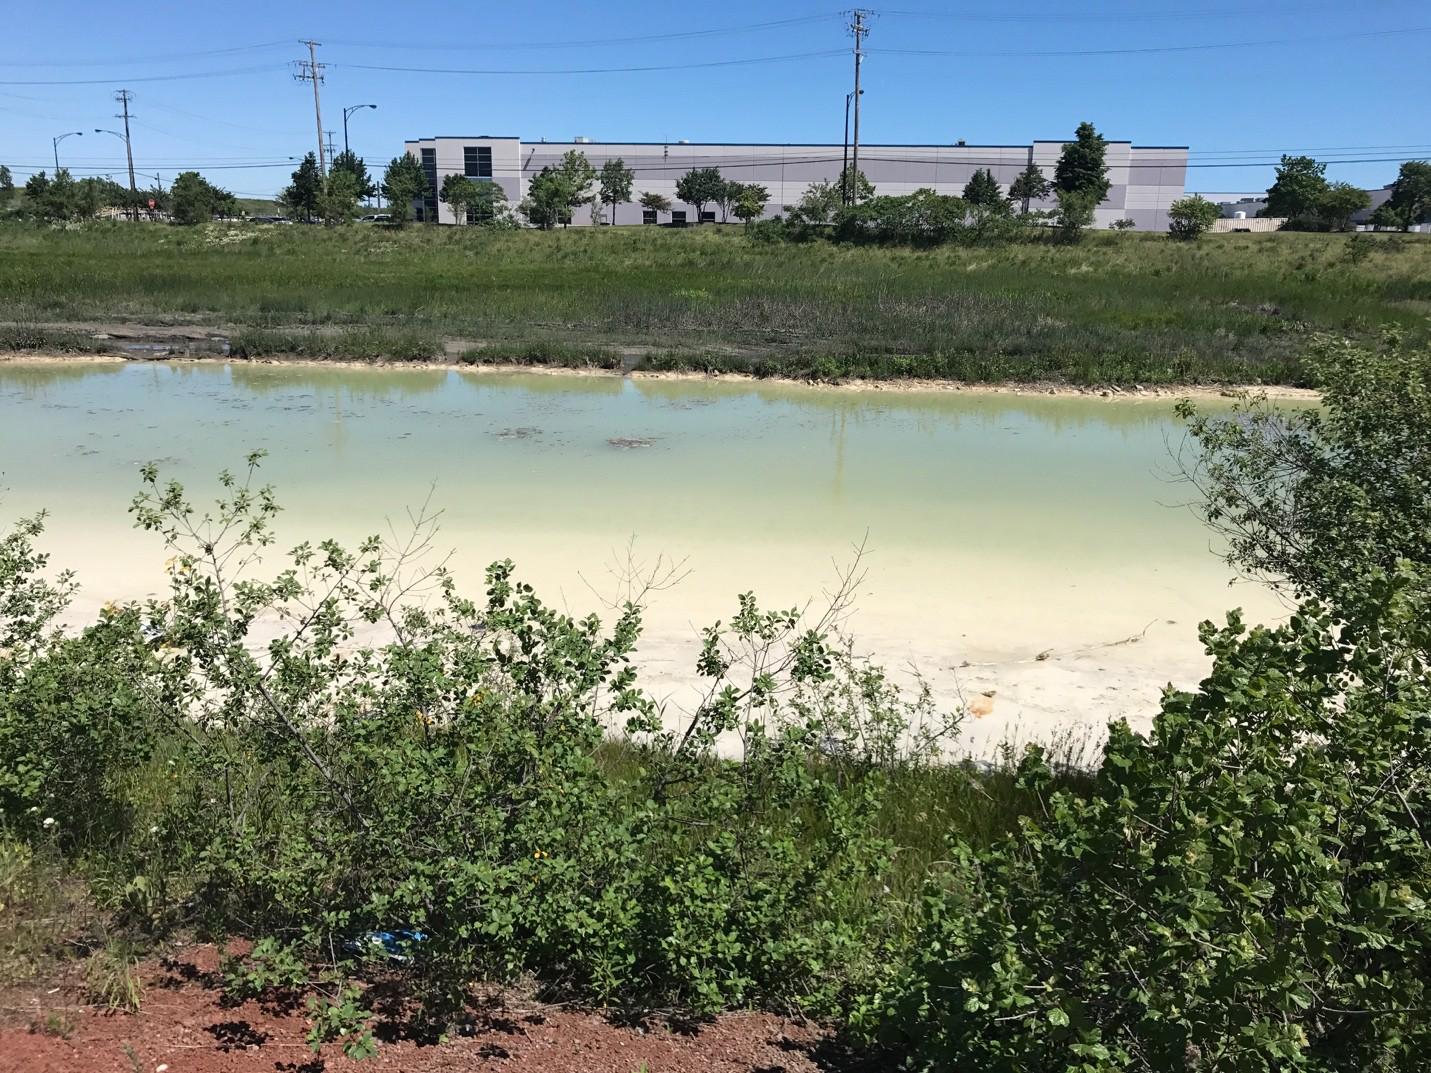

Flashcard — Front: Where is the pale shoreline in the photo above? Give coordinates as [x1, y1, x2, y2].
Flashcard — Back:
[0, 351, 1320, 402]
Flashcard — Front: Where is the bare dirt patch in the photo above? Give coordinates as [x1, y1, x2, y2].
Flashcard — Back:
[0, 945, 872, 1073]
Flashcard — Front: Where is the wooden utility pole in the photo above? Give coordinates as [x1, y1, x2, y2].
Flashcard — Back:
[849, 9, 869, 204]
[115, 90, 138, 219]
[295, 40, 327, 174]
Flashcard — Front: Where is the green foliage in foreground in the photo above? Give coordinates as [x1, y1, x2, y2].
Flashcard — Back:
[1181, 333, 1431, 605]
[864, 569, 1431, 1072]
[3, 338, 1431, 1069]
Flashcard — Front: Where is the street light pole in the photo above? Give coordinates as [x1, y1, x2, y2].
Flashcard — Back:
[342, 103, 377, 155]
[52, 130, 84, 173]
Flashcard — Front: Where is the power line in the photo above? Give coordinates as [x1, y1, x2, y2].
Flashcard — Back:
[865, 23, 1431, 57]
[338, 49, 847, 77]
[326, 13, 843, 51]
[0, 63, 288, 86]
[0, 40, 290, 68]
[874, 2, 1409, 20]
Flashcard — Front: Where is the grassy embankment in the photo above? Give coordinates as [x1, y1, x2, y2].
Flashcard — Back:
[1, 222, 1428, 384]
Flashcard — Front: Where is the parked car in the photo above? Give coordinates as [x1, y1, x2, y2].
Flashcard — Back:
[359, 213, 392, 223]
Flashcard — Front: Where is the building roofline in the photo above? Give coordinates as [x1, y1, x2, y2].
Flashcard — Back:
[409, 137, 1188, 151]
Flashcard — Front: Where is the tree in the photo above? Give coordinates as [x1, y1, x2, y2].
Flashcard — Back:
[1179, 334, 1431, 605]
[674, 167, 725, 222]
[598, 158, 635, 225]
[1387, 159, 1431, 225]
[1008, 162, 1051, 213]
[838, 164, 875, 205]
[520, 168, 569, 229]
[1054, 121, 1111, 204]
[381, 153, 428, 227]
[961, 168, 1004, 211]
[1166, 193, 1220, 240]
[440, 173, 478, 224]
[1316, 181, 1370, 231]
[329, 149, 376, 201]
[24, 169, 79, 222]
[786, 170, 873, 226]
[282, 153, 323, 223]
[732, 183, 770, 223]
[318, 169, 361, 225]
[1052, 188, 1097, 243]
[169, 171, 235, 225]
[0, 166, 12, 206]
[639, 191, 671, 222]
[469, 181, 509, 225]
[1370, 202, 1409, 231]
[1265, 154, 1328, 220]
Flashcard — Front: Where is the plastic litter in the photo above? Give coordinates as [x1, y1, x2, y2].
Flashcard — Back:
[345, 928, 427, 963]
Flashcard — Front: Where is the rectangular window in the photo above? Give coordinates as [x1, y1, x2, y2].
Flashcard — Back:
[463, 145, 492, 179]
[419, 147, 439, 223]
[699, 210, 716, 224]
[670, 210, 687, 225]
[642, 209, 657, 225]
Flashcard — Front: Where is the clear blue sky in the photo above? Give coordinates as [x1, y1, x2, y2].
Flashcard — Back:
[2, 0, 1427, 200]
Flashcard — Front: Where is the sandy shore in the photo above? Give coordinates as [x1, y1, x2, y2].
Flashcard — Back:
[0, 350, 1320, 402]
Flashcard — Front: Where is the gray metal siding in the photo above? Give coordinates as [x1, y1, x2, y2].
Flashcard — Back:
[407, 137, 1189, 231]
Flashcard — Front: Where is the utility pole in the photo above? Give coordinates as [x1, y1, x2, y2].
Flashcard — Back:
[323, 130, 337, 164]
[294, 40, 327, 174]
[115, 90, 138, 220]
[842, 92, 852, 206]
[849, 9, 869, 205]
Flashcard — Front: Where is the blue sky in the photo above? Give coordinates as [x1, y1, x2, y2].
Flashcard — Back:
[2, 0, 1427, 200]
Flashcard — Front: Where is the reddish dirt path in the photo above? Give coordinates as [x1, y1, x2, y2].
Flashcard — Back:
[0, 946, 872, 1073]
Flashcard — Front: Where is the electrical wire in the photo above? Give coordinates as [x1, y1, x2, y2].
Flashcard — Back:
[337, 49, 848, 76]
[865, 23, 1431, 56]
[874, 1, 1409, 21]
[0, 40, 290, 68]
[0, 63, 290, 87]
[326, 13, 843, 51]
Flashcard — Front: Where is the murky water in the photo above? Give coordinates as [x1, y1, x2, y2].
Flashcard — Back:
[0, 361, 1286, 748]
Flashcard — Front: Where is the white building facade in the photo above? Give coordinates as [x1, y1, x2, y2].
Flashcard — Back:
[402, 135, 1189, 231]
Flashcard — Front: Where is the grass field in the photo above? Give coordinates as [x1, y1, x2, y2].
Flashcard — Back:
[1, 221, 1428, 384]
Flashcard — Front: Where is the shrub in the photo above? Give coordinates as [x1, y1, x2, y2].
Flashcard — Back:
[1168, 195, 1220, 241]
[862, 568, 1431, 1072]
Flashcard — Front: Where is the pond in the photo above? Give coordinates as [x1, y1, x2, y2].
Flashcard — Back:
[0, 360, 1287, 751]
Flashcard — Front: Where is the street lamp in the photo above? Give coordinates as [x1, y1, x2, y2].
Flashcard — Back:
[52, 130, 83, 172]
[342, 103, 377, 155]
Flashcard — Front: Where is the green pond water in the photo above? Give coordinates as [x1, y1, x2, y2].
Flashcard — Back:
[0, 361, 1284, 741]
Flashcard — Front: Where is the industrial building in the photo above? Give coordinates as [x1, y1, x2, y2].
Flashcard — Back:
[401, 135, 1190, 231]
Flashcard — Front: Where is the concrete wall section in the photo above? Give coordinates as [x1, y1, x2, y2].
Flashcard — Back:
[402, 136, 1189, 231]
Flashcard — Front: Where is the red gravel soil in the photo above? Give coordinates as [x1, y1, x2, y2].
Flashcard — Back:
[0, 946, 876, 1073]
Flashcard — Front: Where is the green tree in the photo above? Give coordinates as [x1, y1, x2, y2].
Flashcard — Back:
[1008, 162, 1051, 213]
[520, 168, 569, 229]
[961, 168, 1005, 210]
[169, 171, 235, 225]
[380, 153, 428, 227]
[787, 170, 873, 226]
[1179, 334, 1431, 604]
[469, 181, 509, 225]
[0, 165, 13, 206]
[639, 190, 671, 222]
[1316, 181, 1371, 231]
[25, 169, 78, 222]
[1052, 188, 1097, 243]
[598, 158, 635, 225]
[1265, 154, 1328, 220]
[838, 164, 875, 205]
[329, 149, 376, 201]
[1370, 202, 1409, 231]
[318, 169, 361, 225]
[674, 166, 725, 222]
[282, 153, 323, 223]
[1166, 193, 1220, 240]
[1387, 159, 1431, 224]
[439, 173, 478, 224]
[732, 183, 770, 223]
[1054, 121, 1111, 204]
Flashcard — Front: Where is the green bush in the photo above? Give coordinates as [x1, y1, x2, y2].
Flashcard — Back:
[862, 569, 1431, 1071]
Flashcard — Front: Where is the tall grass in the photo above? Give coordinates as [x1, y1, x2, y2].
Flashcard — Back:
[1, 221, 1427, 383]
